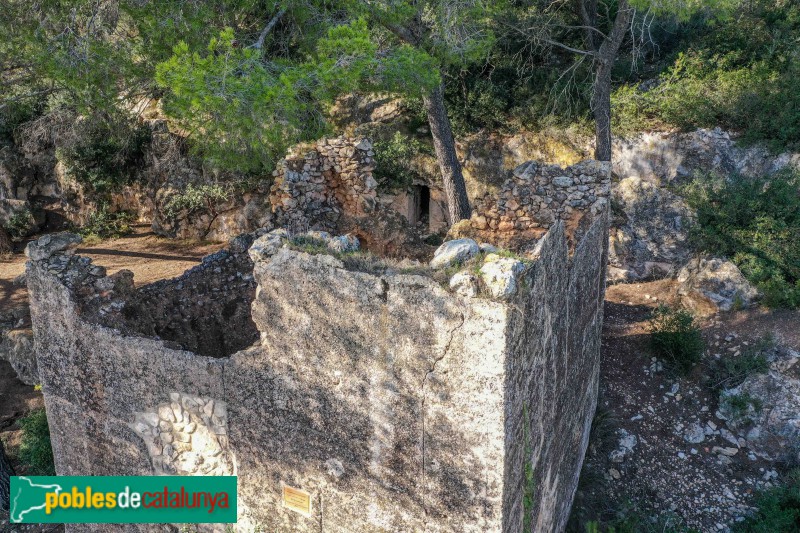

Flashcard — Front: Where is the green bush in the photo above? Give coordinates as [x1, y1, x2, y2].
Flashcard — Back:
[612, 0, 800, 150]
[648, 305, 704, 375]
[720, 392, 763, 425]
[57, 119, 151, 194]
[162, 184, 232, 219]
[707, 336, 772, 392]
[372, 132, 431, 192]
[17, 409, 55, 476]
[2, 208, 35, 240]
[683, 170, 800, 309]
[734, 468, 800, 532]
[79, 206, 135, 239]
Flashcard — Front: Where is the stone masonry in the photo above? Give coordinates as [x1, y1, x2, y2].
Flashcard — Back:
[464, 160, 610, 249]
[26, 166, 609, 532]
[268, 138, 379, 231]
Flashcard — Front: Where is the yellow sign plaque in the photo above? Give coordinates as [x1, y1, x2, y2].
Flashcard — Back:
[282, 485, 312, 516]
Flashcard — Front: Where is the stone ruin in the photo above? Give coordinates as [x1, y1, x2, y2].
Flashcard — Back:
[24, 157, 610, 532]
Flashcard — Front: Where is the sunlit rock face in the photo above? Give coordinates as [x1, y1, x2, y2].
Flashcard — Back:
[26, 186, 608, 532]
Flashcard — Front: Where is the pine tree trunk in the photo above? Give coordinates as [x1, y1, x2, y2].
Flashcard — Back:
[592, 60, 613, 162]
[0, 438, 14, 512]
[422, 83, 471, 223]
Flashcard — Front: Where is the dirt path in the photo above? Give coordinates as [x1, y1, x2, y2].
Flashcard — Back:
[574, 279, 800, 531]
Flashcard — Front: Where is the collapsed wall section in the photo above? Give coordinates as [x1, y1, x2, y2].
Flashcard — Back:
[26, 188, 608, 532]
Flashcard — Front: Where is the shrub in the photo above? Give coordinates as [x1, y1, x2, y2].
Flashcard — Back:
[734, 468, 800, 532]
[162, 184, 232, 219]
[683, 170, 800, 309]
[17, 409, 55, 476]
[79, 207, 135, 239]
[648, 305, 704, 375]
[720, 392, 762, 425]
[372, 132, 431, 192]
[707, 336, 772, 392]
[57, 119, 151, 194]
[2, 208, 35, 240]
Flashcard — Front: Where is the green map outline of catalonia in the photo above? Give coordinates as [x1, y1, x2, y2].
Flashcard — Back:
[10, 476, 63, 523]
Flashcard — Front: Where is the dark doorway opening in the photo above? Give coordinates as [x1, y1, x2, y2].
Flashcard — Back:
[412, 185, 430, 225]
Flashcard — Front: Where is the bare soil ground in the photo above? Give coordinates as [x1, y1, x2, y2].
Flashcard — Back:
[576, 279, 800, 531]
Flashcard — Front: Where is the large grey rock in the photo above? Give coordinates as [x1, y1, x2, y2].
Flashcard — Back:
[248, 229, 287, 262]
[479, 254, 526, 300]
[678, 256, 760, 313]
[0, 328, 37, 386]
[719, 348, 800, 462]
[613, 128, 800, 185]
[608, 177, 693, 280]
[24, 232, 82, 261]
[430, 238, 480, 269]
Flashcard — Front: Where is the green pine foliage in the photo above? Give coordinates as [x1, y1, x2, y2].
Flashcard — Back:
[684, 171, 800, 308]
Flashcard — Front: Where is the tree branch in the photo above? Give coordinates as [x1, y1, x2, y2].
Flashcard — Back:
[252, 8, 287, 50]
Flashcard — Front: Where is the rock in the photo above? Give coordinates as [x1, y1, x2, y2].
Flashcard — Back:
[609, 429, 638, 463]
[712, 446, 739, 457]
[327, 234, 360, 254]
[609, 177, 693, 280]
[719, 348, 800, 462]
[430, 238, 480, 269]
[479, 255, 526, 300]
[0, 329, 37, 386]
[609, 468, 621, 480]
[248, 230, 287, 262]
[678, 256, 760, 314]
[449, 272, 479, 298]
[479, 243, 498, 254]
[552, 176, 573, 187]
[684, 422, 706, 444]
[24, 232, 82, 261]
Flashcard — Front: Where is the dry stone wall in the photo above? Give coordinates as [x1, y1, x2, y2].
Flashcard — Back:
[455, 160, 610, 250]
[26, 187, 608, 532]
[268, 138, 379, 231]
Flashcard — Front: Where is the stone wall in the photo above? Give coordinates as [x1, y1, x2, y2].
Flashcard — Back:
[454, 160, 610, 250]
[27, 199, 607, 532]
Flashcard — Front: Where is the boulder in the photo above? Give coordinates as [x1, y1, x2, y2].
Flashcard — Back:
[430, 238, 479, 269]
[0, 328, 37, 386]
[449, 272, 479, 298]
[328, 234, 360, 254]
[248, 230, 288, 262]
[479, 254, 526, 300]
[24, 232, 82, 261]
[718, 348, 800, 462]
[678, 256, 760, 314]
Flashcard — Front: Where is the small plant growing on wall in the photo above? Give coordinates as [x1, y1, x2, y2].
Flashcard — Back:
[648, 305, 704, 376]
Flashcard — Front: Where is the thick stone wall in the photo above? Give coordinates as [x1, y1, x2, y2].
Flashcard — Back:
[466, 160, 610, 248]
[27, 207, 607, 532]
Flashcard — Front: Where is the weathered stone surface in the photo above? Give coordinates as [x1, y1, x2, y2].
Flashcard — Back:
[609, 176, 693, 281]
[718, 348, 800, 463]
[0, 328, 37, 386]
[327, 234, 360, 253]
[429, 238, 480, 269]
[479, 255, 526, 300]
[677, 256, 760, 313]
[449, 271, 479, 297]
[24, 232, 81, 261]
[26, 197, 608, 533]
